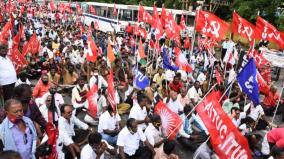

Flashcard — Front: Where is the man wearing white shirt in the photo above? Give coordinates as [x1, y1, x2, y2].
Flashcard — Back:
[196, 70, 207, 85]
[89, 70, 108, 90]
[98, 105, 122, 145]
[129, 94, 149, 131]
[164, 90, 183, 114]
[221, 38, 229, 60]
[187, 81, 203, 105]
[144, 114, 165, 148]
[0, 45, 17, 101]
[117, 118, 155, 159]
[81, 132, 116, 159]
[58, 104, 94, 158]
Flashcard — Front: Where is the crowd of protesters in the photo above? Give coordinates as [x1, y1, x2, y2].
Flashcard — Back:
[0, 1, 284, 159]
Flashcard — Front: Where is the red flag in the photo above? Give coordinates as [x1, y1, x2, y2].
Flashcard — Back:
[257, 71, 270, 93]
[184, 36, 191, 49]
[180, 14, 187, 30]
[165, 13, 180, 39]
[138, 38, 146, 59]
[154, 101, 182, 140]
[45, 122, 58, 159]
[138, 5, 145, 22]
[107, 42, 115, 63]
[94, 20, 99, 30]
[152, 5, 159, 23]
[153, 19, 163, 40]
[232, 12, 260, 43]
[195, 10, 230, 41]
[22, 33, 40, 56]
[134, 25, 147, 39]
[161, 6, 170, 27]
[196, 91, 251, 159]
[215, 69, 223, 85]
[87, 84, 98, 118]
[113, 4, 117, 16]
[8, 48, 28, 74]
[49, 0, 56, 12]
[89, 5, 96, 15]
[12, 24, 23, 49]
[107, 69, 116, 111]
[0, 21, 12, 44]
[174, 47, 192, 72]
[86, 34, 98, 63]
[256, 16, 284, 48]
[76, 3, 82, 15]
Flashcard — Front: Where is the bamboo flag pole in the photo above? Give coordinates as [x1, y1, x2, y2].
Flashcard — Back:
[272, 84, 284, 124]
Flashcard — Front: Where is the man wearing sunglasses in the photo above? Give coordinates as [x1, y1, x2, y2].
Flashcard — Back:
[0, 99, 38, 159]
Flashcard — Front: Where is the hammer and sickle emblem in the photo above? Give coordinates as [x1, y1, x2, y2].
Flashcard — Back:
[208, 21, 220, 38]
[243, 27, 253, 41]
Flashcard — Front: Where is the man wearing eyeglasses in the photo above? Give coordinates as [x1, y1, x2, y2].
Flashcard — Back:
[0, 99, 38, 159]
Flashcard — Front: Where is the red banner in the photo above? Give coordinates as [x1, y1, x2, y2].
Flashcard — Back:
[256, 16, 284, 48]
[196, 91, 251, 159]
[232, 12, 260, 43]
[195, 10, 230, 41]
[8, 48, 28, 74]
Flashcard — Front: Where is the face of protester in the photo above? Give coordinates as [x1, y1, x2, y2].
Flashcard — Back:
[20, 87, 32, 105]
[170, 91, 178, 101]
[232, 109, 240, 119]
[128, 120, 138, 134]
[78, 79, 85, 88]
[173, 76, 179, 85]
[50, 68, 56, 76]
[46, 95, 52, 109]
[62, 106, 73, 120]
[42, 75, 49, 85]
[158, 69, 163, 75]
[139, 98, 148, 107]
[181, 87, 187, 97]
[194, 82, 200, 90]
[6, 103, 24, 123]
[0, 46, 7, 57]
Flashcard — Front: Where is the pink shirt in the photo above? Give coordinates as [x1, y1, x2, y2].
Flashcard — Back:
[267, 128, 284, 148]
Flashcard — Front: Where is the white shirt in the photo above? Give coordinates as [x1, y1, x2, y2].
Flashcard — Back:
[165, 70, 175, 82]
[231, 112, 246, 127]
[15, 78, 31, 86]
[187, 86, 203, 103]
[248, 104, 264, 121]
[98, 111, 121, 133]
[117, 127, 146, 156]
[0, 56, 17, 85]
[81, 141, 113, 159]
[164, 98, 183, 114]
[58, 116, 89, 145]
[97, 95, 107, 115]
[89, 75, 108, 90]
[144, 123, 163, 147]
[197, 72, 206, 85]
[38, 92, 64, 108]
[129, 104, 147, 130]
[39, 104, 60, 123]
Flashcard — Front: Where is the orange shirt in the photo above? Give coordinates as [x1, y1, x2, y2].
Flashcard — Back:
[32, 81, 50, 98]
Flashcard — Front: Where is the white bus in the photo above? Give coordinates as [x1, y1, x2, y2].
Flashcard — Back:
[79, 2, 196, 35]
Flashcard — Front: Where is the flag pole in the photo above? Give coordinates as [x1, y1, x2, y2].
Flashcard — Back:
[208, 64, 214, 88]
[189, 9, 198, 62]
[272, 84, 284, 124]
[166, 83, 217, 139]
[252, 10, 260, 49]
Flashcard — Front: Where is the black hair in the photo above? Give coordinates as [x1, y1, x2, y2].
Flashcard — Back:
[4, 99, 22, 111]
[137, 94, 147, 104]
[126, 118, 136, 128]
[150, 114, 161, 123]
[60, 104, 73, 114]
[88, 132, 102, 145]
[184, 105, 192, 114]
[230, 107, 240, 114]
[13, 84, 31, 98]
[0, 150, 21, 159]
[163, 140, 176, 155]
[271, 145, 284, 158]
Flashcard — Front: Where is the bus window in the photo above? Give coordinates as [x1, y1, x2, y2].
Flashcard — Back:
[119, 9, 132, 21]
[107, 7, 116, 19]
[100, 6, 107, 17]
[133, 10, 138, 21]
[175, 14, 182, 24]
[95, 6, 101, 16]
[186, 15, 194, 26]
